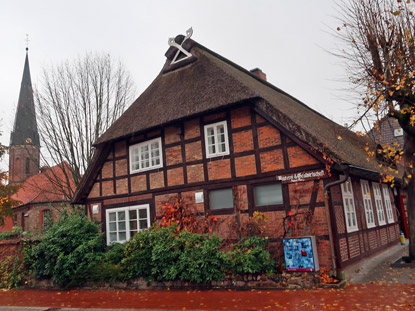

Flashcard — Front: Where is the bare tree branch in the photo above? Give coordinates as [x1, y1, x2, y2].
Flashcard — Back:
[35, 52, 136, 200]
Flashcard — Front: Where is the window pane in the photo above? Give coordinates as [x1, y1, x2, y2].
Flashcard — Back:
[109, 213, 116, 222]
[109, 222, 116, 232]
[139, 219, 148, 229]
[118, 211, 125, 221]
[118, 221, 126, 231]
[208, 134, 215, 146]
[119, 232, 126, 241]
[139, 209, 147, 219]
[254, 183, 283, 206]
[110, 232, 117, 242]
[207, 127, 214, 137]
[130, 220, 137, 231]
[209, 188, 233, 210]
[219, 142, 226, 153]
[151, 142, 159, 150]
[208, 144, 216, 154]
[129, 210, 137, 220]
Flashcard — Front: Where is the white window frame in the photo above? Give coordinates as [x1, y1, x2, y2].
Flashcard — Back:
[340, 177, 359, 233]
[106, 204, 150, 245]
[360, 180, 376, 228]
[129, 137, 162, 173]
[372, 182, 386, 226]
[204, 121, 230, 158]
[382, 184, 395, 223]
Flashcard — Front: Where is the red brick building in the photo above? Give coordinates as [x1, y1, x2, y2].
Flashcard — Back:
[12, 164, 73, 233]
[74, 32, 403, 273]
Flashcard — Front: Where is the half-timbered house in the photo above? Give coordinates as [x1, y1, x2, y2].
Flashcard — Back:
[73, 31, 404, 273]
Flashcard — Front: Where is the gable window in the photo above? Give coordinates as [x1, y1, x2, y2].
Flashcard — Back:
[360, 180, 375, 228]
[254, 183, 283, 207]
[106, 204, 150, 244]
[382, 185, 395, 223]
[209, 188, 234, 210]
[129, 138, 162, 173]
[340, 177, 358, 232]
[204, 121, 229, 158]
[372, 183, 386, 226]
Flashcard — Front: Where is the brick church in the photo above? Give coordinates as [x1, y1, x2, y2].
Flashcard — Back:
[73, 30, 405, 275]
[1, 48, 72, 234]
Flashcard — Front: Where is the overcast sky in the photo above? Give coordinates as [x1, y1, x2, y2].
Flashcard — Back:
[0, 0, 356, 170]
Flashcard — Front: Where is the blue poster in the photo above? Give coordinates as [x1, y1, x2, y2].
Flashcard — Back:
[283, 237, 318, 272]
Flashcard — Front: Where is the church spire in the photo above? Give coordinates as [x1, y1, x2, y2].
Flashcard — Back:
[9, 47, 40, 184]
[10, 48, 40, 147]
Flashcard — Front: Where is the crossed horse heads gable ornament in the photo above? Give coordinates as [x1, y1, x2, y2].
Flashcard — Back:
[168, 27, 193, 65]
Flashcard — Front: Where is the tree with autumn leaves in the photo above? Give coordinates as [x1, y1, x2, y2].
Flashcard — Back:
[0, 134, 20, 227]
[335, 0, 415, 259]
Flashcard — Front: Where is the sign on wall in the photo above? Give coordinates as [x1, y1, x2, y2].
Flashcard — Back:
[276, 169, 326, 184]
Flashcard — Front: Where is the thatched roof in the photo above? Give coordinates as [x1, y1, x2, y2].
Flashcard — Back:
[95, 36, 375, 170]
[73, 34, 386, 204]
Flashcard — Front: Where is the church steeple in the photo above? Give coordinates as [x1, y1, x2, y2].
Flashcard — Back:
[10, 48, 40, 147]
[9, 48, 40, 184]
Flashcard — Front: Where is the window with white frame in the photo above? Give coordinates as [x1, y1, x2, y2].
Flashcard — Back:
[340, 177, 358, 232]
[106, 204, 150, 244]
[204, 121, 229, 158]
[372, 182, 386, 226]
[360, 180, 375, 228]
[129, 138, 162, 173]
[382, 184, 395, 223]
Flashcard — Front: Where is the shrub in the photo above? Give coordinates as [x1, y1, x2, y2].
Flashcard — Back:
[105, 242, 125, 265]
[26, 211, 105, 288]
[227, 236, 275, 275]
[86, 262, 124, 283]
[0, 255, 25, 289]
[177, 230, 227, 283]
[121, 225, 227, 283]
[121, 226, 181, 281]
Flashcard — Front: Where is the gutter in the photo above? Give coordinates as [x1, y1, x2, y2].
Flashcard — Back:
[323, 163, 350, 277]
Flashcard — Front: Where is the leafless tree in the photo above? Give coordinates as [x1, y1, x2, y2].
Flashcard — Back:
[335, 0, 415, 259]
[35, 53, 136, 200]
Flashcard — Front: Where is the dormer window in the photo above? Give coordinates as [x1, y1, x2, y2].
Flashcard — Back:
[129, 137, 162, 173]
[204, 121, 229, 158]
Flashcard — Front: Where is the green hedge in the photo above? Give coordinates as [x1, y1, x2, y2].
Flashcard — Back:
[23, 215, 275, 288]
[121, 226, 228, 283]
[25, 212, 105, 288]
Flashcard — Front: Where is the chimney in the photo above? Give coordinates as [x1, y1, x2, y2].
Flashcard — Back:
[250, 68, 267, 81]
